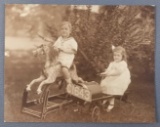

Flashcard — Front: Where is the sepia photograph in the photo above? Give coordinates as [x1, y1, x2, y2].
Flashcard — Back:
[4, 4, 155, 122]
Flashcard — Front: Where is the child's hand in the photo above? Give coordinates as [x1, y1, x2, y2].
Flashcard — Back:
[99, 72, 107, 77]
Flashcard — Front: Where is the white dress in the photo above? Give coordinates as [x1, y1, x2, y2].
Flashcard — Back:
[100, 60, 131, 95]
[53, 36, 78, 68]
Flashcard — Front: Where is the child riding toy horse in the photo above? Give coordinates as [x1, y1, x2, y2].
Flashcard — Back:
[26, 43, 84, 94]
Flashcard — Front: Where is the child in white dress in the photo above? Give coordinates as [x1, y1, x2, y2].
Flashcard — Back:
[53, 21, 78, 85]
[100, 46, 131, 112]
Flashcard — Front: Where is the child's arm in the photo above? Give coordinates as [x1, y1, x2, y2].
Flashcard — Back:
[99, 72, 107, 77]
[107, 61, 127, 76]
[59, 39, 78, 54]
[52, 37, 61, 52]
[59, 47, 76, 54]
[106, 69, 121, 76]
[99, 62, 113, 77]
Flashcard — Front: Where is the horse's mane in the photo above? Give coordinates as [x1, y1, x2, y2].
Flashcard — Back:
[47, 45, 59, 63]
[35, 44, 59, 65]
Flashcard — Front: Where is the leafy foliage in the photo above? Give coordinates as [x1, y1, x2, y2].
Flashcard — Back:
[64, 5, 155, 80]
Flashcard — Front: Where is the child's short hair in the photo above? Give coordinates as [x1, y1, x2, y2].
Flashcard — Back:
[113, 46, 127, 62]
[61, 21, 72, 31]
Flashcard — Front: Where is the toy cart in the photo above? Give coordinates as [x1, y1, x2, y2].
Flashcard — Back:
[22, 80, 129, 121]
[66, 81, 114, 121]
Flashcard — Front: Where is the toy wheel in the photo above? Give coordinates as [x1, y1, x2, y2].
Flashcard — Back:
[91, 106, 100, 122]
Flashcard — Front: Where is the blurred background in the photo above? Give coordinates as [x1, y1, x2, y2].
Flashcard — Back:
[5, 4, 156, 122]
[5, 4, 155, 80]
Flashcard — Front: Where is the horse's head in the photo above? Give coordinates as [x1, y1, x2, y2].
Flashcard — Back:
[33, 44, 59, 62]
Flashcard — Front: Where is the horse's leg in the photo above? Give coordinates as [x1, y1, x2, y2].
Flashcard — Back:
[37, 66, 61, 94]
[37, 76, 56, 94]
[26, 75, 45, 91]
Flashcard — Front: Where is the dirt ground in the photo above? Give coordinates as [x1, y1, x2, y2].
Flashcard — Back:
[4, 52, 156, 123]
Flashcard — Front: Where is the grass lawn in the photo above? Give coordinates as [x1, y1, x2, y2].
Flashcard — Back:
[4, 53, 156, 123]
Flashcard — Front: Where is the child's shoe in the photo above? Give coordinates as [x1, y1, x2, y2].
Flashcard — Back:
[106, 104, 114, 112]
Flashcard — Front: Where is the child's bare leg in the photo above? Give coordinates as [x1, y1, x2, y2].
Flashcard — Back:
[106, 97, 115, 112]
[61, 66, 72, 84]
[26, 76, 45, 91]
